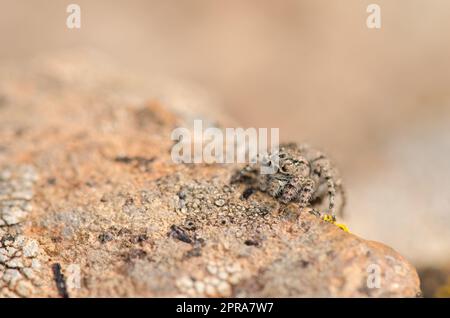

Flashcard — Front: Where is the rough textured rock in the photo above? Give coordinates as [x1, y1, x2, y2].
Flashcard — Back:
[0, 52, 420, 297]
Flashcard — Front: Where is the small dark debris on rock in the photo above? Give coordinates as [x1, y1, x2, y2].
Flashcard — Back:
[168, 225, 192, 244]
[244, 239, 261, 247]
[300, 260, 310, 268]
[52, 263, 69, 298]
[98, 232, 114, 243]
[177, 190, 187, 200]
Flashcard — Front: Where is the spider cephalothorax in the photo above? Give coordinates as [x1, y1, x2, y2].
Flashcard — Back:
[232, 143, 346, 219]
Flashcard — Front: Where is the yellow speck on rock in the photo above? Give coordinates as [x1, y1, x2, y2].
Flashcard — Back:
[321, 214, 350, 233]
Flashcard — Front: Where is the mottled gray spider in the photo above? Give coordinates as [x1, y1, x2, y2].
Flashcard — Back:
[232, 143, 346, 219]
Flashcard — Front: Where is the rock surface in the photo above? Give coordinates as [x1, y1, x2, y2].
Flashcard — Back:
[0, 52, 420, 297]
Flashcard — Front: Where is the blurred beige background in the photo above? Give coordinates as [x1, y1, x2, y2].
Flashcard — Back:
[1, 0, 450, 275]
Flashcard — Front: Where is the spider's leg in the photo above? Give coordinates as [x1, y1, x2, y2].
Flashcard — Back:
[325, 173, 337, 220]
[231, 163, 259, 185]
[266, 175, 288, 198]
[335, 180, 346, 218]
[310, 159, 337, 219]
[279, 184, 298, 204]
[298, 178, 315, 209]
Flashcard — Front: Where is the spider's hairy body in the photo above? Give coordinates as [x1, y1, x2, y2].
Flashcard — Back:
[232, 143, 346, 219]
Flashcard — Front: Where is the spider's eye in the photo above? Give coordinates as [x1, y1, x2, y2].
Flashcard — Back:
[280, 159, 295, 174]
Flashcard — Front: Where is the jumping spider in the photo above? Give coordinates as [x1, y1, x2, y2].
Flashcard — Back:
[232, 143, 346, 220]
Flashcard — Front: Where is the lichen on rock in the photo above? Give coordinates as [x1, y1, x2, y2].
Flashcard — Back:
[0, 227, 44, 297]
[0, 165, 48, 297]
[0, 165, 37, 226]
